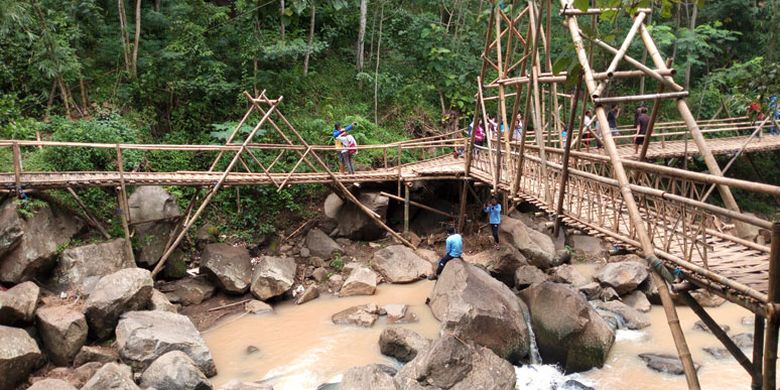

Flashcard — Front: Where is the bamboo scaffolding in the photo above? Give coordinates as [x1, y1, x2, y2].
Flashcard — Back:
[763, 215, 780, 389]
[380, 191, 456, 219]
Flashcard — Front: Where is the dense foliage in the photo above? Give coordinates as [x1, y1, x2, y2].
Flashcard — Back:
[0, 0, 778, 235]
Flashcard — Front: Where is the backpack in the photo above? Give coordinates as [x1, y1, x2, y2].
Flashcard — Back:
[346, 136, 358, 155]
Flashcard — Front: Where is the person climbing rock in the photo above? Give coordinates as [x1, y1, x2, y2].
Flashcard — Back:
[484, 195, 502, 250]
[429, 225, 463, 280]
[332, 122, 355, 173]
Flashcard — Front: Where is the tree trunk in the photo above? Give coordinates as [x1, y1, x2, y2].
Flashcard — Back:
[671, 2, 681, 63]
[153, 0, 160, 12]
[373, 1, 384, 123]
[57, 77, 73, 119]
[303, 2, 316, 76]
[131, 0, 141, 78]
[357, 0, 368, 70]
[118, 0, 131, 74]
[79, 78, 89, 114]
[684, 2, 697, 89]
[280, 0, 285, 41]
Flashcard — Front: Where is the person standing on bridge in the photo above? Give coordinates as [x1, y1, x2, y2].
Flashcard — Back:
[634, 106, 650, 154]
[484, 196, 502, 250]
[429, 225, 463, 280]
[769, 95, 779, 136]
[332, 122, 356, 173]
[607, 105, 621, 139]
[335, 126, 358, 175]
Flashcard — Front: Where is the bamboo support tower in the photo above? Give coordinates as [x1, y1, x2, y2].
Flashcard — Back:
[553, 73, 582, 236]
[381, 191, 456, 219]
[763, 214, 780, 390]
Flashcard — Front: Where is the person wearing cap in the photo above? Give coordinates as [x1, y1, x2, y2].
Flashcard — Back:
[332, 122, 355, 173]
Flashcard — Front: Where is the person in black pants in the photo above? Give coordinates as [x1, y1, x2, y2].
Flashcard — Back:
[483, 196, 502, 250]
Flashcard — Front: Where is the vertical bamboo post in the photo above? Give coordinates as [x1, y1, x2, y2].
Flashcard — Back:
[763, 213, 780, 390]
[116, 186, 135, 264]
[528, 0, 550, 203]
[754, 314, 766, 389]
[396, 145, 402, 197]
[553, 73, 583, 236]
[116, 145, 131, 223]
[12, 142, 22, 196]
[404, 183, 410, 234]
[561, 4, 700, 388]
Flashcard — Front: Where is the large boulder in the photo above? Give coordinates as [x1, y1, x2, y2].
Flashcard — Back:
[305, 229, 343, 259]
[341, 364, 397, 390]
[622, 290, 652, 313]
[128, 186, 181, 268]
[332, 304, 381, 327]
[371, 245, 430, 283]
[0, 281, 39, 325]
[27, 379, 77, 390]
[0, 200, 24, 258]
[36, 306, 88, 366]
[50, 239, 135, 294]
[379, 327, 431, 363]
[0, 325, 42, 390]
[520, 282, 615, 373]
[140, 351, 213, 390]
[116, 310, 216, 376]
[81, 363, 140, 390]
[466, 246, 528, 287]
[569, 234, 608, 262]
[250, 256, 296, 300]
[73, 345, 119, 366]
[590, 300, 651, 330]
[514, 265, 549, 289]
[84, 268, 153, 339]
[331, 192, 390, 240]
[499, 217, 557, 269]
[0, 200, 83, 284]
[429, 260, 530, 362]
[550, 264, 590, 287]
[395, 334, 516, 390]
[150, 289, 178, 312]
[340, 267, 378, 297]
[595, 261, 648, 295]
[200, 243, 252, 294]
[165, 277, 215, 306]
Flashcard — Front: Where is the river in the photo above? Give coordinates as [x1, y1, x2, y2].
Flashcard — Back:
[203, 280, 764, 390]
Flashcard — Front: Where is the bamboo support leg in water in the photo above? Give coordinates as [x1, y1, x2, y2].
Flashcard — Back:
[404, 183, 410, 234]
[116, 187, 135, 264]
[763, 214, 780, 390]
[754, 314, 765, 389]
[553, 74, 582, 237]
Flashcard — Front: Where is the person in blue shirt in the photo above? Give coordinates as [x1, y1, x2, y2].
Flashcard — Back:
[332, 122, 356, 173]
[430, 225, 463, 279]
[769, 95, 779, 136]
[484, 196, 502, 249]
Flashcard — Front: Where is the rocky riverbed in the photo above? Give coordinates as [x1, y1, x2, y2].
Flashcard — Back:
[0, 185, 767, 389]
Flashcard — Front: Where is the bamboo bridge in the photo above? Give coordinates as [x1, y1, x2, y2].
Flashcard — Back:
[2, 0, 780, 389]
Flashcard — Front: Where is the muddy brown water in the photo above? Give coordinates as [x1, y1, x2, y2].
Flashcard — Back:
[204, 279, 768, 390]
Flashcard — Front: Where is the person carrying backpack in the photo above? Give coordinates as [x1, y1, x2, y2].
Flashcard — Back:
[332, 122, 356, 173]
[335, 125, 357, 174]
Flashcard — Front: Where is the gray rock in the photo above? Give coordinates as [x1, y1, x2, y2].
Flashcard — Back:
[295, 285, 319, 305]
[638, 353, 700, 375]
[429, 260, 530, 362]
[595, 261, 648, 295]
[514, 265, 549, 289]
[116, 310, 216, 376]
[140, 350, 213, 390]
[395, 334, 516, 390]
[195, 224, 218, 244]
[0, 200, 24, 259]
[590, 300, 651, 330]
[693, 320, 730, 334]
[467, 246, 528, 287]
[312, 267, 328, 282]
[378, 327, 430, 363]
[216, 380, 273, 390]
[732, 333, 754, 349]
[200, 243, 252, 294]
[520, 282, 615, 372]
[690, 290, 726, 308]
[0, 281, 39, 325]
[327, 274, 345, 293]
[166, 277, 215, 306]
[332, 304, 381, 327]
[27, 378, 77, 390]
[150, 289, 178, 312]
[51, 239, 134, 294]
[81, 362, 140, 390]
[305, 228, 343, 259]
[371, 245, 430, 283]
[622, 290, 652, 313]
[135, 222, 180, 268]
[569, 235, 608, 262]
[245, 300, 273, 315]
[341, 364, 397, 390]
[0, 324, 43, 390]
[0, 200, 83, 284]
[331, 192, 390, 240]
[340, 267, 378, 297]
[550, 264, 590, 287]
[73, 345, 119, 366]
[250, 256, 296, 300]
[703, 347, 730, 359]
[128, 186, 181, 225]
[85, 268, 153, 339]
[382, 304, 408, 322]
[499, 216, 557, 269]
[577, 282, 602, 301]
[36, 306, 87, 366]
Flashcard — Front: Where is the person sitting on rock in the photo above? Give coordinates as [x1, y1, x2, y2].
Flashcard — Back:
[484, 195, 502, 250]
[430, 225, 463, 280]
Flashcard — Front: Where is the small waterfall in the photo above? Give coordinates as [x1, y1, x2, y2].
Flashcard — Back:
[519, 303, 542, 365]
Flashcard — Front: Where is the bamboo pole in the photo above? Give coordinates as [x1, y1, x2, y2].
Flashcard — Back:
[528, 0, 550, 203]
[67, 187, 111, 239]
[277, 148, 311, 191]
[116, 186, 135, 264]
[380, 191, 456, 219]
[763, 214, 780, 390]
[754, 314, 766, 389]
[403, 183, 410, 234]
[116, 146, 131, 224]
[639, 80, 667, 161]
[12, 142, 22, 195]
[594, 91, 688, 104]
[152, 100, 281, 277]
[593, 11, 646, 98]
[477, 77, 496, 193]
[554, 73, 583, 236]
[560, 3, 700, 387]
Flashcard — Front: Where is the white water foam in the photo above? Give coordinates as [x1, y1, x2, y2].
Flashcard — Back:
[615, 328, 649, 342]
[514, 364, 594, 390]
